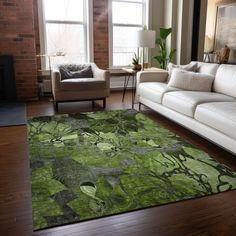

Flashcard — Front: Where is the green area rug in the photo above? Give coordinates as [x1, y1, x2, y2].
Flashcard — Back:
[28, 110, 236, 230]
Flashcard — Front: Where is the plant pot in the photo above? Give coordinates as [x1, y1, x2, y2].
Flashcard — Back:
[132, 64, 142, 71]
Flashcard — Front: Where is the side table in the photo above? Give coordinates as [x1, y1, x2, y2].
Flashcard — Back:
[108, 68, 136, 108]
[121, 68, 163, 108]
[121, 68, 138, 109]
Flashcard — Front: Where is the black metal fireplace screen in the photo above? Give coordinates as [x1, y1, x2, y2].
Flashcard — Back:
[0, 55, 16, 101]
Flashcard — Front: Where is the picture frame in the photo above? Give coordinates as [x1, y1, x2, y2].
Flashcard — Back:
[214, 3, 236, 63]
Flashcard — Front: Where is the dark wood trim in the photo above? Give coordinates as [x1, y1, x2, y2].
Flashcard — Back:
[191, 0, 201, 61]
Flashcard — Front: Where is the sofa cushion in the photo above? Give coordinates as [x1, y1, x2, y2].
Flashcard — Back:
[59, 66, 73, 80]
[194, 62, 220, 76]
[167, 69, 214, 91]
[60, 78, 106, 91]
[213, 64, 236, 98]
[162, 91, 235, 117]
[59, 65, 93, 80]
[71, 65, 93, 78]
[195, 102, 236, 139]
[138, 82, 179, 104]
[167, 62, 198, 76]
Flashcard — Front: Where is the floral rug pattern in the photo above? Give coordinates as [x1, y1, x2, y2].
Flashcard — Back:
[28, 110, 236, 230]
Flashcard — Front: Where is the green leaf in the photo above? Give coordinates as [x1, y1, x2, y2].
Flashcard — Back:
[97, 142, 114, 151]
[132, 52, 139, 64]
[160, 28, 172, 39]
[80, 183, 97, 198]
[156, 38, 164, 51]
[146, 139, 160, 147]
[154, 27, 175, 69]
[154, 55, 163, 64]
[169, 49, 176, 61]
[162, 49, 167, 59]
[155, 38, 162, 45]
[80, 182, 105, 204]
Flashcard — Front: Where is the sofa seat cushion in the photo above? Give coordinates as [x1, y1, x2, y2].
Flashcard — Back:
[162, 91, 235, 117]
[138, 82, 179, 104]
[60, 78, 106, 91]
[195, 102, 236, 139]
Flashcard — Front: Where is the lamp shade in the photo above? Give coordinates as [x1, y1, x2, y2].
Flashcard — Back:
[136, 30, 156, 48]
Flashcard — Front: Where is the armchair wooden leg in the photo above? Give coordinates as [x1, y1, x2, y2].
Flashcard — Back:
[103, 98, 106, 109]
[92, 100, 95, 108]
[139, 102, 142, 111]
[55, 102, 59, 112]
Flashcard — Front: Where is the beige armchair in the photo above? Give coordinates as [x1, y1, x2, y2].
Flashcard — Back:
[51, 63, 110, 111]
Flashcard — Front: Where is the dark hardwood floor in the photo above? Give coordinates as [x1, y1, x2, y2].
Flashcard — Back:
[1, 91, 236, 236]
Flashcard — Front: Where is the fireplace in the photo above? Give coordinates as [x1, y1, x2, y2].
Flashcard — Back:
[0, 55, 16, 101]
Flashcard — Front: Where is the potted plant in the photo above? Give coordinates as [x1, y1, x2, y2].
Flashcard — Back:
[132, 52, 142, 71]
[154, 28, 176, 69]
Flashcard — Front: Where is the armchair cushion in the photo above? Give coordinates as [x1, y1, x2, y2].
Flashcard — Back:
[60, 78, 107, 91]
[59, 65, 93, 80]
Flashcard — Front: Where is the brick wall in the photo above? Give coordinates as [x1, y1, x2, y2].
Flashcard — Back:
[0, 0, 38, 100]
[33, 0, 41, 71]
[93, 0, 109, 69]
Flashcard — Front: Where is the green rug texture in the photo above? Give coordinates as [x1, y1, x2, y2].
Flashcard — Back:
[28, 110, 236, 230]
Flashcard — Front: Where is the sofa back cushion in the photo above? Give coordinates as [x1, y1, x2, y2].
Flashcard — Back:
[168, 62, 198, 75]
[167, 68, 214, 92]
[213, 64, 236, 98]
[192, 61, 219, 76]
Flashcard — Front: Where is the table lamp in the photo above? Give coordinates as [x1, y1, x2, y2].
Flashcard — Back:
[137, 27, 156, 70]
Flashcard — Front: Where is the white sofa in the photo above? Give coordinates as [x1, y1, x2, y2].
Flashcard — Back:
[136, 62, 236, 154]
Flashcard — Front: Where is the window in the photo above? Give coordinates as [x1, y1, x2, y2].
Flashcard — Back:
[110, 0, 148, 67]
[38, 0, 93, 69]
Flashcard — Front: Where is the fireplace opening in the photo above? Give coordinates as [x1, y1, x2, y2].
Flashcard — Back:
[0, 65, 5, 99]
[0, 55, 16, 101]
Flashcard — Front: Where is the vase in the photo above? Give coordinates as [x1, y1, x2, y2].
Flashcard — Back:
[132, 64, 142, 71]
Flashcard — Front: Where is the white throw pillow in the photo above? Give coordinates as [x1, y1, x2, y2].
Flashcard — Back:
[167, 68, 215, 92]
[167, 62, 198, 76]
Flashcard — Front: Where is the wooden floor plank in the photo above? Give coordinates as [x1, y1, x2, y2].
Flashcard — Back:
[0, 91, 236, 236]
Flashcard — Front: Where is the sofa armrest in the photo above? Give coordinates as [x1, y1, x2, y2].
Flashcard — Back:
[51, 69, 62, 97]
[135, 69, 168, 103]
[136, 70, 169, 84]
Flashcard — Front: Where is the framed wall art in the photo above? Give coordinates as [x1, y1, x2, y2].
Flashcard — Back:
[214, 3, 236, 63]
